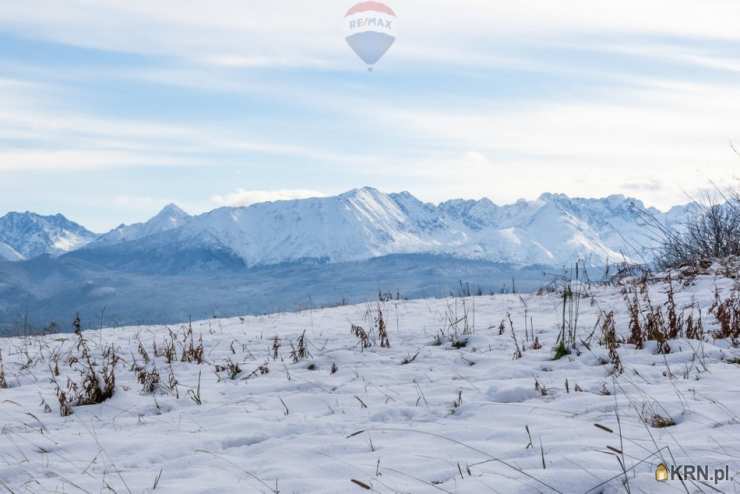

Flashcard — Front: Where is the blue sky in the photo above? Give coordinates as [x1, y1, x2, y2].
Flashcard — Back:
[1, 1, 740, 231]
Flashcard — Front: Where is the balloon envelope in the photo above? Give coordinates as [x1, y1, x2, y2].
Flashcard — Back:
[344, 1, 396, 67]
[346, 32, 395, 66]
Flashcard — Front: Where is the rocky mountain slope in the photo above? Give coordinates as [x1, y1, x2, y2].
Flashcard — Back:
[0, 212, 97, 261]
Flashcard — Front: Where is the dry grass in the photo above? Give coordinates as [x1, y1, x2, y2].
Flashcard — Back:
[2, 268, 737, 492]
[215, 359, 242, 380]
[137, 365, 161, 394]
[52, 331, 119, 416]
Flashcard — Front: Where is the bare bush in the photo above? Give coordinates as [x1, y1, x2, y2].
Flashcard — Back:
[646, 192, 740, 269]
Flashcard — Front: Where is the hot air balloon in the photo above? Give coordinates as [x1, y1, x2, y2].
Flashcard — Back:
[344, 1, 396, 69]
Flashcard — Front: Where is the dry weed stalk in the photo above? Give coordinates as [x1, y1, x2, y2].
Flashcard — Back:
[508, 313, 523, 360]
[167, 364, 179, 398]
[188, 370, 202, 405]
[601, 312, 623, 375]
[137, 338, 150, 364]
[685, 307, 704, 340]
[0, 349, 7, 389]
[289, 331, 311, 362]
[643, 293, 671, 354]
[351, 324, 371, 350]
[377, 307, 390, 348]
[163, 330, 177, 363]
[710, 287, 740, 342]
[625, 290, 644, 349]
[181, 322, 204, 364]
[665, 275, 680, 339]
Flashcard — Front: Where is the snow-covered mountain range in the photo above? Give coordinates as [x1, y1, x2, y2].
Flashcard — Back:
[0, 212, 97, 261]
[0, 188, 694, 267]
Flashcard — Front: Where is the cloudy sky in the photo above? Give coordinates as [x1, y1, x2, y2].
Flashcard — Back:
[1, 1, 740, 231]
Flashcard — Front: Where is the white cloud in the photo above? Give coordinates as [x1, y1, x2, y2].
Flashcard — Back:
[0, 96, 355, 171]
[204, 55, 333, 69]
[344, 75, 740, 211]
[210, 189, 327, 208]
[2, 1, 740, 219]
[2, 1, 740, 70]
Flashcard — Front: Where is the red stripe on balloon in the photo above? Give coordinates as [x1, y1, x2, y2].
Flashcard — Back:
[345, 2, 396, 17]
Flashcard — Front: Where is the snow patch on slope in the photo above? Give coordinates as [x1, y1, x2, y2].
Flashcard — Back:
[0, 241, 23, 261]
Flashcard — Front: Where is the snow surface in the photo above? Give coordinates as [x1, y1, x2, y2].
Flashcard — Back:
[1, 272, 738, 493]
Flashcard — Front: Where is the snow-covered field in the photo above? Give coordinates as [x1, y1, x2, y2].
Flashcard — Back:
[1, 270, 739, 493]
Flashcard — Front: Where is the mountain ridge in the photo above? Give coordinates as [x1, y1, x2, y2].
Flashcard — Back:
[1, 188, 696, 267]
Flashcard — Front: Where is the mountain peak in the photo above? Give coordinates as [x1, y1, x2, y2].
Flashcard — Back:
[340, 186, 383, 199]
[158, 203, 188, 216]
[91, 204, 192, 247]
[0, 211, 97, 259]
